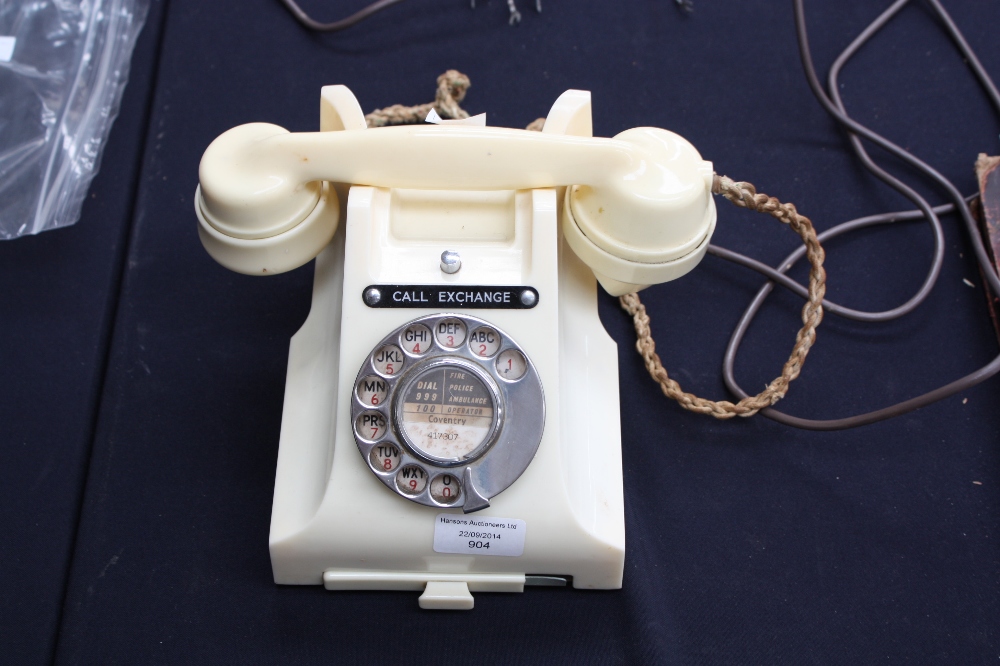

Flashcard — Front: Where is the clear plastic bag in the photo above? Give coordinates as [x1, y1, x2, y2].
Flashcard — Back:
[0, 0, 149, 240]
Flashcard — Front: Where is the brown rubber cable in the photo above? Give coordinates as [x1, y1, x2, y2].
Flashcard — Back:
[277, 0, 408, 32]
[713, 0, 1000, 430]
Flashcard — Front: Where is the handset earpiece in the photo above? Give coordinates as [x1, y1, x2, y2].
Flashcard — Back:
[195, 125, 341, 276]
[196, 89, 716, 293]
[561, 126, 716, 295]
[195, 85, 365, 275]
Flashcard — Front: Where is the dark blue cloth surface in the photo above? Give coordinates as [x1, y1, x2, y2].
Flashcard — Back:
[0, 2, 166, 663]
[3, 0, 999, 663]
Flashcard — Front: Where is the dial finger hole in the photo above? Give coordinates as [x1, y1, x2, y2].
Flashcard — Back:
[372, 344, 404, 376]
[355, 411, 387, 442]
[430, 473, 461, 505]
[395, 465, 428, 495]
[400, 323, 432, 355]
[495, 349, 527, 381]
[434, 318, 467, 349]
[469, 326, 501, 358]
[356, 375, 388, 407]
[369, 442, 401, 473]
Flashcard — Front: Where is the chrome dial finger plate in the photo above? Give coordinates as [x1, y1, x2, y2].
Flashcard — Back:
[351, 313, 544, 513]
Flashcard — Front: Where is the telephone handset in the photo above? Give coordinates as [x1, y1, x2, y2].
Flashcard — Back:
[196, 85, 716, 608]
[197, 90, 716, 295]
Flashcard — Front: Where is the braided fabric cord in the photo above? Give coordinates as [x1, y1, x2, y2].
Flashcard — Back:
[362, 71, 828, 419]
[621, 176, 827, 418]
[365, 70, 472, 127]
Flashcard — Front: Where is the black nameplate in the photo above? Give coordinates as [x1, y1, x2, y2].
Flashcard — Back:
[363, 285, 539, 309]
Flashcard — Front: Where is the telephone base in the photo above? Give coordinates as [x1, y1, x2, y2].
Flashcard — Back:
[191, 84, 722, 607]
[268, 185, 625, 601]
[266, 89, 626, 607]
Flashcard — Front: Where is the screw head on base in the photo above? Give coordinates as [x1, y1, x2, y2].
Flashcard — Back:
[363, 287, 382, 306]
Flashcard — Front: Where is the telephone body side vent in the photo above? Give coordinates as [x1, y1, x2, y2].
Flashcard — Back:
[195, 86, 717, 607]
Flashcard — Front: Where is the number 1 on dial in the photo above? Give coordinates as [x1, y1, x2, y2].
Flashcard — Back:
[495, 349, 527, 380]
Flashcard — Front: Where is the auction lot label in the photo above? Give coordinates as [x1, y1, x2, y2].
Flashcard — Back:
[433, 514, 526, 557]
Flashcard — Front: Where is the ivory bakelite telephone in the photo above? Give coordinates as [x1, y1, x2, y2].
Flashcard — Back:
[195, 85, 716, 609]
